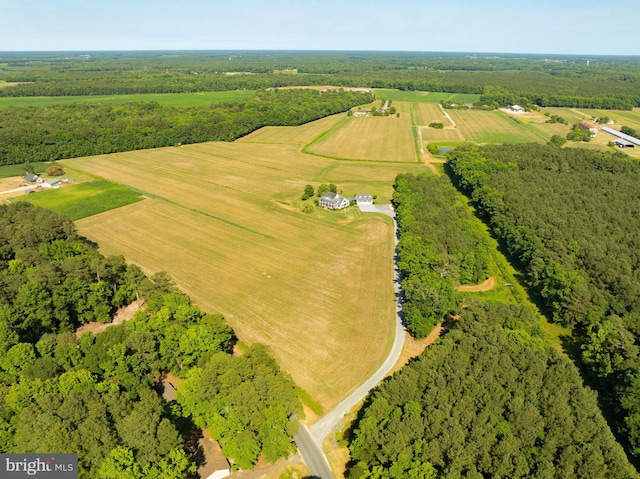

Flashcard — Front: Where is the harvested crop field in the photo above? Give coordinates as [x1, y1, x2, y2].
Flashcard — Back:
[64, 117, 409, 410]
[422, 127, 463, 142]
[412, 103, 449, 126]
[309, 115, 417, 162]
[237, 113, 345, 145]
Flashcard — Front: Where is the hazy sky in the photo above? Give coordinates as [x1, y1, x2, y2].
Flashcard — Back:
[1, 0, 638, 55]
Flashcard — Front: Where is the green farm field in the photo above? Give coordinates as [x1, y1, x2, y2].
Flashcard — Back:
[15, 180, 142, 220]
[374, 88, 480, 104]
[309, 115, 418, 162]
[0, 90, 255, 108]
[449, 109, 545, 143]
[63, 116, 423, 410]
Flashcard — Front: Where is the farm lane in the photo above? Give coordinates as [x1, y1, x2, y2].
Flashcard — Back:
[295, 203, 405, 478]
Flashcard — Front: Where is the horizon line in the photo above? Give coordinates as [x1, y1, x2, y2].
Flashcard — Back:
[0, 49, 639, 58]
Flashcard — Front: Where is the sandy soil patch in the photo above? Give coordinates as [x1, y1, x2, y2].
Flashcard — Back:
[75, 300, 144, 336]
[457, 276, 496, 292]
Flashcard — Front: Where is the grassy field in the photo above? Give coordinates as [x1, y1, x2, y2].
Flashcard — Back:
[15, 180, 143, 220]
[309, 115, 418, 162]
[0, 90, 256, 108]
[449, 109, 545, 143]
[61, 116, 422, 410]
[0, 162, 59, 178]
[374, 89, 480, 104]
[411, 103, 448, 126]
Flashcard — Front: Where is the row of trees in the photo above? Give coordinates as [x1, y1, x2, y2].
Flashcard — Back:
[446, 143, 640, 459]
[393, 174, 491, 337]
[0, 203, 302, 477]
[2, 52, 640, 108]
[0, 89, 374, 165]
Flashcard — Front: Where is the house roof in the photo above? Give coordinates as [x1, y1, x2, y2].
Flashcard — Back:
[25, 172, 38, 183]
[198, 434, 230, 479]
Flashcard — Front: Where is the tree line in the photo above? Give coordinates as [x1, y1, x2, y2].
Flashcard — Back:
[0, 89, 374, 165]
[393, 173, 491, 337]
[2, 51, 640, 108]
[447, 143, 640, 460]
[0, 203, 302, 478]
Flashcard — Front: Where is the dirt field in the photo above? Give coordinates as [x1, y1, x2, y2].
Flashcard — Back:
[66, 119, 402, 410]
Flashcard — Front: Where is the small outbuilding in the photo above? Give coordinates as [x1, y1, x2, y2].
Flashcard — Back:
[355, 193, 373, 205]
[42, 179, 61, 189]
[579, 121, 598, 137]
[198, 434, 231, 479]
[319, 192, 350, 210]
[509, 105, 525, 113]
[25, 172, 40, 184]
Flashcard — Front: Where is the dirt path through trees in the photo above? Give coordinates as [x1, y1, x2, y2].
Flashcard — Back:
[457, 276, 496, 292]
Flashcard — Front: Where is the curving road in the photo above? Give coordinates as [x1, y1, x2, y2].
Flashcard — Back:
[294, 204, 405, 478]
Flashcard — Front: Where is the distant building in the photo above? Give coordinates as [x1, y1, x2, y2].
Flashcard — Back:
[41, 179, 61, 189]
[355, 194, 373, 205]
[319, 192, 350, 210]
[614, 138, 635, 148]
[509, 105, 525, 113]
[354, 109, 368, 117]
[24, 172, 40, 184]
[579, 121, 598, 137]
[602, 126, 640, 147]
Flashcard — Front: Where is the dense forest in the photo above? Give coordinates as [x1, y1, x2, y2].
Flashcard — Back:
[447, 144, 640, 460]
[393, 173, 491, 337]
[346, 302, 639, 478]
[0, 88, 373, 165]
[0, 203, 301, 478]
[1, 51, 640, 108]
[348, 168, 640, 477]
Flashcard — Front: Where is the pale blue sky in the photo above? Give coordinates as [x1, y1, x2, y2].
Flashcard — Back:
[1, 0, 638, 55]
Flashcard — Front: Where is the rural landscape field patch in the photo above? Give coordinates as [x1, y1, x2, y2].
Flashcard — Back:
[309, 115, 418, 162]
[63, 116, 412, 410]
[449, 109, 544, 143]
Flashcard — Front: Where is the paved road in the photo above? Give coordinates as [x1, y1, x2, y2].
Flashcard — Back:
[293, 422, 333, 479]
[294, 204, 405, 478]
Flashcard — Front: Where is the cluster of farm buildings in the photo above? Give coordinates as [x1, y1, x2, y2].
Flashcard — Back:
[24, 172, 64, 190]
[508, 105, 639, 148]
[318, 192, 373, 210]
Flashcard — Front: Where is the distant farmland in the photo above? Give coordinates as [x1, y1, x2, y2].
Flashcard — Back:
[309, 114, 418, 162]
[0, 90, 255, 108]
[63, 116, 426, 410]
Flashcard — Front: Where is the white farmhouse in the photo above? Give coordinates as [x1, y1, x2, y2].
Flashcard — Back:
[319, 192, 350, 210]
